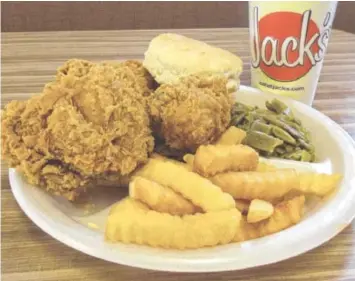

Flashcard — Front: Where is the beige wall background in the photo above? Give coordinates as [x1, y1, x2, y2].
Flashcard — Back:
[1, 1, 354, 33]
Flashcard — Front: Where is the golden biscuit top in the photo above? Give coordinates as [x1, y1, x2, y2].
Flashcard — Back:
[144, 33, 243, 84]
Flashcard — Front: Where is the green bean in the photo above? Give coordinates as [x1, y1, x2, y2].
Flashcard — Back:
[234, 102, 254, 111]
[294, 117, 302, 125]
[238, 117, 251, 130]
[271, 126, 297, 145]
[311, 153, 316, 162]
[250, 121, 272, 134]
[275, 147, 286, 154]
[232, 98, 315, 162]
[249, 111, 262, 119]
[241, 114, 256, 130]
[232, 108, 247, 115]
[265, 101, 275, 112]
[231, 113, 246, 126]
[300, 127, 311, 142]
[280, 117, 304, 132]
[285, 144, 295, 153]
[244, 131, 283, 153]
[281, 117, 309, 140]
[266, 98, 288, 114]
[255, 108, 277, 116]
[298, 138, 315, 152]
[300, 150, 312, 162]
[244, 113, 255, 123]
[262, 115, 304, 140]
[258, 150, 273, 157]
[287, 151, 303, 161]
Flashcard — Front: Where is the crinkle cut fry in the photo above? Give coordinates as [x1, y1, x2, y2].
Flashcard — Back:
[211, 169, 299, 201]
[193, 144, 259, 177]
[183, 154, 195, 168]
[247, 199, 274, 223]
[150, 153, 192, 170]
[129, 176, 197, 215]
[297, 173, 342, 196]
[184, 154, 274, 175]
[256, 162, 277, 172]
[234, 199, 250, 215]
[234, 195, 305, 242]
[135, 158, 236, 212]
[215, 127, 247, 145]
[105, 198, 241, 249]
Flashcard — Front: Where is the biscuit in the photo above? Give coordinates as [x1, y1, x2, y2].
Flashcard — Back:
[143, 33, 243, 91]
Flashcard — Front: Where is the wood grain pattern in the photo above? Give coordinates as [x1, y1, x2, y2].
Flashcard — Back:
[1, 28, 355, 281]
[2, 2, 355, 33]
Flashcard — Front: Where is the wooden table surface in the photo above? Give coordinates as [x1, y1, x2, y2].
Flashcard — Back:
[1, 28, 355, 281]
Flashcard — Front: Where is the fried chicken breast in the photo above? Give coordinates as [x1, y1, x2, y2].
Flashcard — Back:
[149, 75, 233, 152]
[2, 59, 155, 200]
[1, 96, 89, 200]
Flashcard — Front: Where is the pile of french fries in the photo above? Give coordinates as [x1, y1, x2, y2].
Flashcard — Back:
[105, 127, 342, 249]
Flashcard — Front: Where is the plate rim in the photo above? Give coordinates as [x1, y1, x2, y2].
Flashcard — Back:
[9, 85, 355, 272]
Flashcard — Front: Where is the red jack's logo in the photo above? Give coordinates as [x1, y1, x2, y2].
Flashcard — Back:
[251, 7, 332, 82]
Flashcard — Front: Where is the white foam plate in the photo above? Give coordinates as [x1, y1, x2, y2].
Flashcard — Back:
[10, 86, 355, 272]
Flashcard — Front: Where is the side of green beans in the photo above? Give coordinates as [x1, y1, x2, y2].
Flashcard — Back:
[243, 131, 283, 153]
[251, 121, 272, 134]
[262, 115, 304, 140]
[271, 126, 296, 145]
[231, 98, 316, 162]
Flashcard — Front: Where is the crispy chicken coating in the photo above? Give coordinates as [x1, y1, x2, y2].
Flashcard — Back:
[149, 75, 233, 152]
[2, 59, 155, 199]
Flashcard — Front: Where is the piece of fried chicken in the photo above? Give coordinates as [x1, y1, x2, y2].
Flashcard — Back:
[2, 59, 155, 200]
[149, 75, 233, 152]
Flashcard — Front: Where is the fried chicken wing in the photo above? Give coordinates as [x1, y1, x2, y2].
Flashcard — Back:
[2, 59, 155, 199]
[149, 75, 233, 152]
